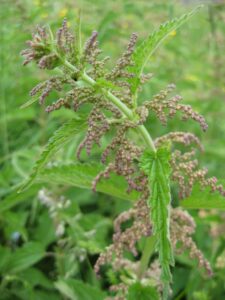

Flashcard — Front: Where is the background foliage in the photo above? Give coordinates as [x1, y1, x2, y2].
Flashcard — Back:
[0, 0, 225, 299]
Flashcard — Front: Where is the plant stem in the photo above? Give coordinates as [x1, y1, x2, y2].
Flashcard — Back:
[63, 60, 156, 153]
[63, 59, 157, 276]
[137, 235, 156, 279]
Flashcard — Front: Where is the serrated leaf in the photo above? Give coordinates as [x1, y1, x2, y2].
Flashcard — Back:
[140, 147, 174, 298]
[18, 118, 86, 192]
[0, 185, 40, 213]
[6, 242, 45, 274]
[36, 163, 225, 211]
[36, 162, 139, 201]
[129, 6, 201, 94]
[127, 282, 160, 300]
[55, 279, 106, 300]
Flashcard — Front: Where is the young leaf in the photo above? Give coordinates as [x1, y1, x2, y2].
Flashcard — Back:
[18, 118, 86, 192]
[55, 279, 106, 300]
[140, 147, 174, 298]
[129, 6, 201, 94]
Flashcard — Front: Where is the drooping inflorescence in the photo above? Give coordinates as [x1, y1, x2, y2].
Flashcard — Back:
[21, 17, 225, 300]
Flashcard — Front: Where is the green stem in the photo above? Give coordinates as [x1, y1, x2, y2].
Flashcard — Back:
[63, 58, 157, 276]
[63, 60, 156, 153]
[137, 235, 156, 279]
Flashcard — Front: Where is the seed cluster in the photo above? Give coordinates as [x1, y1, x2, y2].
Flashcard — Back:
[155, 131, 204, 151]
[94, 194, 152, 274]
[77, 107, 110, 158]
[171, 150, 225, 199]
[142, 84, 208, 130]
[171, 208, 212, 276]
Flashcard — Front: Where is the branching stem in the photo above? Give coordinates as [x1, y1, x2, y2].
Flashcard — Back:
[63, 59, 156, 153]
[63, 58, 157, 278]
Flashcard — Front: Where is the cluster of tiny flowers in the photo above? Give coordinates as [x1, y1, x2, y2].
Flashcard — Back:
[141, 84, 208, 130]
[29, 75, 75, 105]
[171, 208, 212, 276]
[171, 150, 225, 199]
[154, 131, 204, 151]
[21, 26, 53, 67]
[38, 188, 71, 237]
[94, 193, 152, 274]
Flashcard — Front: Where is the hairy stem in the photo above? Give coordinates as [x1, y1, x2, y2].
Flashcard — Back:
[63, 58, 157, 276]
[63, 59, 156, 153]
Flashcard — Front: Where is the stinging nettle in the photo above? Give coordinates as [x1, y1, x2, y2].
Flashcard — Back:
[21, 8, 225, 300]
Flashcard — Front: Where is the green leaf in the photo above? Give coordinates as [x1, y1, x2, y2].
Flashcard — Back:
[182, 184, 225, 210]
[6, 242, 45, 274]
[0, 185, 40, 213]
[140, 147, 174, 298]
[19, 267, 53, 289]
[36, 162, 139, 201]
[127, 282, 160, 300]
[36, 163, 225, 211]
[55, 279, 106, 300]
[129, 6, 201, 94]
[18, 118, 86, 192]
[0, 246, 11, 273]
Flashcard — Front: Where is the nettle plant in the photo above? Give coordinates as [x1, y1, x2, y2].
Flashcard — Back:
[20, 7, 225, 300]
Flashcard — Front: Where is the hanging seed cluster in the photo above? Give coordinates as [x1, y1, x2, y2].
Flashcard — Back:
[171, 149, 225, 199]
[154, 131, 204, 151]
[94, 194, 152, 274]
[171, 208, 212, 276]
[140, 84, 208, 130]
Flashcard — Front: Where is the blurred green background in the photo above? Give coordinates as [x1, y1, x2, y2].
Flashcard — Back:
[0, 0, 225, 299]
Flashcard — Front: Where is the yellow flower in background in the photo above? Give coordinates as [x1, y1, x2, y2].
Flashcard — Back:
[169, 30, 177, 37]
[185, 74, 199, 82]
[59, 8, 68, 18]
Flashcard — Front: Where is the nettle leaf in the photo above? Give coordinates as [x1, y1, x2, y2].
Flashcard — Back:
[18, 118, 86, 192]
[140, 147, 174, 298]
[36, 162, 139, 201]
[36, 163, 225, 211]
[129, 6, 201, 94]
